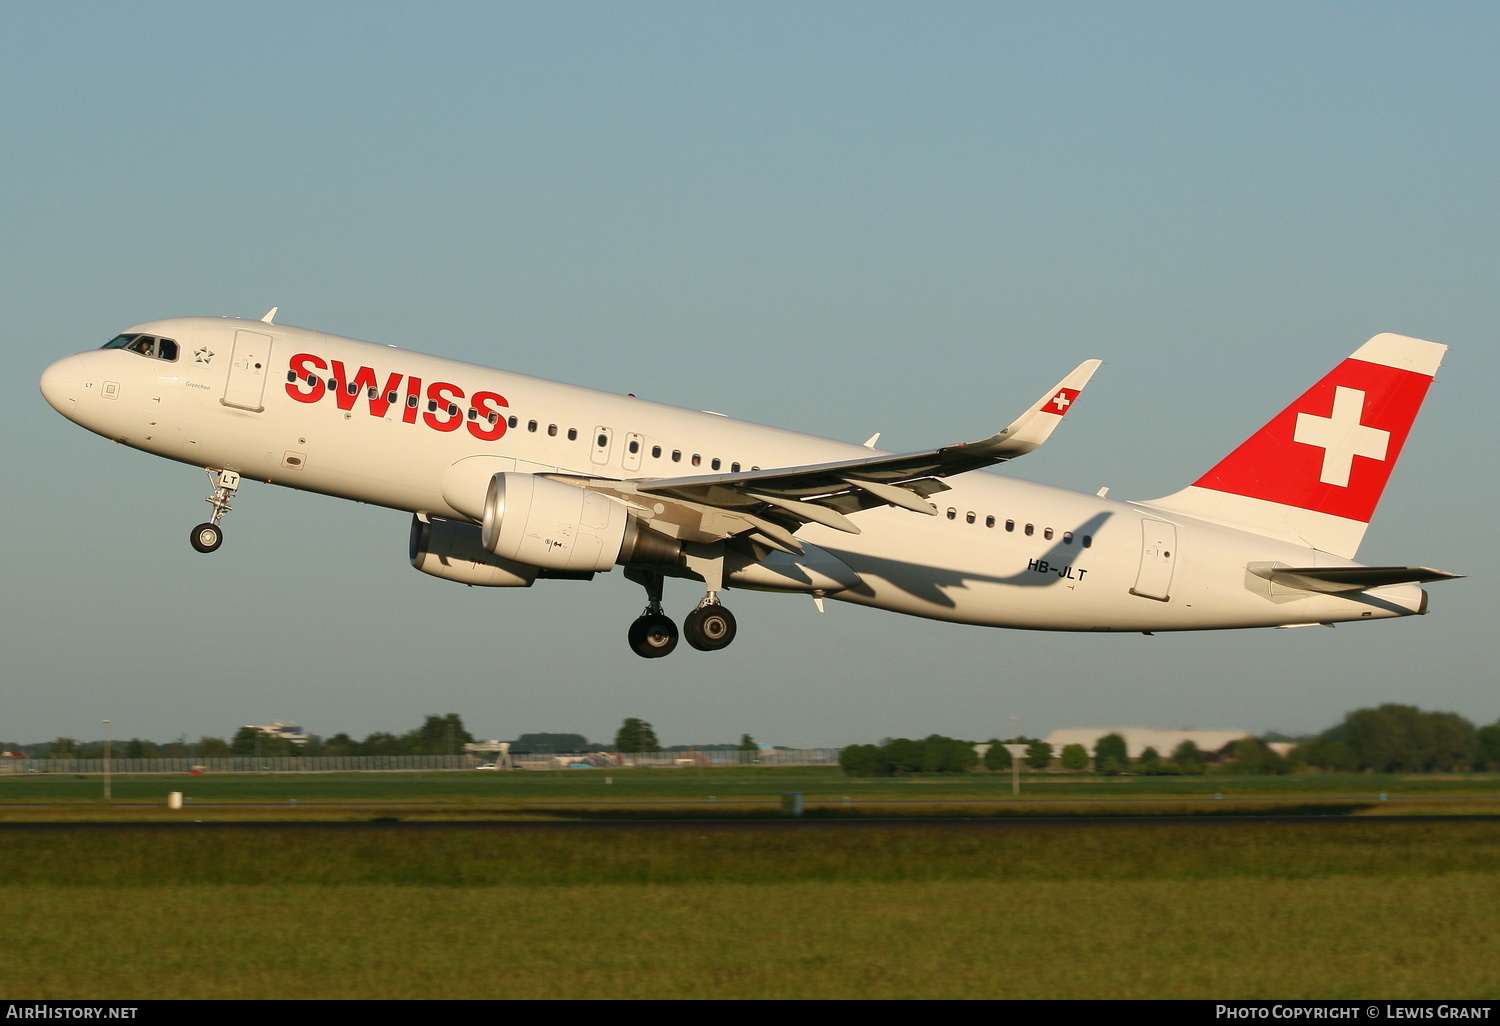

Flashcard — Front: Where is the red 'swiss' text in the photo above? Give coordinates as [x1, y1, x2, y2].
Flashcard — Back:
[285, 353, 508, 442]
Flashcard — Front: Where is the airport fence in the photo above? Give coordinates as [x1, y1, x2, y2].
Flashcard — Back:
[0, 749, 842, 775]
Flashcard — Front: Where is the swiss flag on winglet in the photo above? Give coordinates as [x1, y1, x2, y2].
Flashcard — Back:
[1190, 348, 1436, 524]
[1044, 387, 1081, 415]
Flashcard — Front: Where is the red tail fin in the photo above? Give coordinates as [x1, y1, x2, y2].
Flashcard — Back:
[1144, 334, 1445, 557]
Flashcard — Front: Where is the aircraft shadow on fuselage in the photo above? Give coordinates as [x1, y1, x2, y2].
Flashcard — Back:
[826, 511, 1114, 609]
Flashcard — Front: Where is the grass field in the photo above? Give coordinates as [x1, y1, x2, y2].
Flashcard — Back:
[2, 767, 1497, 820]
[2, 819, 1498, 998]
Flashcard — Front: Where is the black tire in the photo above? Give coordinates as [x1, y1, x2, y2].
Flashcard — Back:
[189, 522, 223, 553]
[684, 604, 737, 651]
[628, 613, 679, 658]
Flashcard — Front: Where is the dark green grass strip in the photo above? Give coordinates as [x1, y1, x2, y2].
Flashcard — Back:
[3, 819, 1498, 887]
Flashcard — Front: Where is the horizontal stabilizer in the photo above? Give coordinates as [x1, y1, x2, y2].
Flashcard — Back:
[1248, 564, 1463, 594]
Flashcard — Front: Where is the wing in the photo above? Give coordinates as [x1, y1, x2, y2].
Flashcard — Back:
[562, 360, 1101, 555]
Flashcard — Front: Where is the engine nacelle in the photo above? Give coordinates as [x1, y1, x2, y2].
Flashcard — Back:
[480, 472, 680, 573]
[409, 515, 538, 587]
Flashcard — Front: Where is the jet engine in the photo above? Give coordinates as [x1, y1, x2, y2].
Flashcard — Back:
[409, 515, 538, 587]
[480, 472, 680, 573]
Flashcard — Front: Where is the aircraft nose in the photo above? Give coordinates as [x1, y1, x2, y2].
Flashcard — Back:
[40, 354, 85, 415]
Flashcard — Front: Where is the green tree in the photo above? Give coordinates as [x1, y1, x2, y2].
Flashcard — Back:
[405, 714, 474, 756]
[615, 718, 660, 753]
[1025, 739, 1053, 770]
[982, 739, 1011, 772]
[1289, 736, 1354, 772]
[1137, 746, 1165, 775]
[738, 734, 757, 752]
[361, 731, 403, 756]
[1223, 737, 1289, 775]
[196, 736, 230, 758]
[1094, 733, 1129, 775]
[1060, 743, 1089, 771]
[47, 738, 79, 759]
[881, 737, 922, 773]
[1338, 704, 1478, 773]
[1478, 720, 1500, 770]
[123, 738, 159, 759]
[1169, 739, 1205, 775]
[919, 735, 978, 773]
[839, 744, 890, 776]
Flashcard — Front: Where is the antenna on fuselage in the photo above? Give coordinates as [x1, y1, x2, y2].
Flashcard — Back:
[260, 307, 278, 324]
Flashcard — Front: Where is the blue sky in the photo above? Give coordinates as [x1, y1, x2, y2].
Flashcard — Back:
[2, 2, 1495, 747]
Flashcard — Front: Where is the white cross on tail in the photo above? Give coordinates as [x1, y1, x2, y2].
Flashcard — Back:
[1293, 386, 1390, 487]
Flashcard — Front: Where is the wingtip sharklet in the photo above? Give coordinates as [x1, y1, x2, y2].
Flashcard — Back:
[978, 358, 1102, 458]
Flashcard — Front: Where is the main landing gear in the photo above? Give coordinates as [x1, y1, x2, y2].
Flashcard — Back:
[625, 567, 738, 659]
[189, 469, 240, 554]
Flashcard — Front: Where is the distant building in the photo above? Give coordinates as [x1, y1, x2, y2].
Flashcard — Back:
[245, 722, 311, 745]
[1045, 728, 1253, 761]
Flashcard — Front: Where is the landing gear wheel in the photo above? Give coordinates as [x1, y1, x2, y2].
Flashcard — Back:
[684, 604, 737, 652]
[628, 613, 679, 658]
[189, 522, 223, 553]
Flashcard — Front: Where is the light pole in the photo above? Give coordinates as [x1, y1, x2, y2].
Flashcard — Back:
[102, 719, 111, 801]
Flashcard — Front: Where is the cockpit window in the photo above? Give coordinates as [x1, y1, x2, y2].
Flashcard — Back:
[100, 333, 178, 362]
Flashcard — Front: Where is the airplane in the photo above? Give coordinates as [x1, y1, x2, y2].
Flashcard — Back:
[38, 312, 1461, 657]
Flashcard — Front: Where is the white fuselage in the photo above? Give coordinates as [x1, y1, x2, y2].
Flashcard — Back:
[40, 317, 1427, 632]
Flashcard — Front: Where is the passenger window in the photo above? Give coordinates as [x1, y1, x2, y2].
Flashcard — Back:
[966, 512, 976, 524]
[347, 383, 358, 396]
[711, 458, 721, 470]
[387, 391, 398, 403]
[286, 370, 296, 383]
[1063, 531, 1073, 544]
[1083, 535, 1093, 548]
[672, 450, 681, 462]
[1025, 523, 1034, 536]
[508, 416, 518, 428]
[986, 516, 995, 528]
[947, 508, 957, 520]
[692, 454, 701, 466]
[1005, 520, 1015, 532]
[528, 420, 538, 432]
[731, 463, 740, 473]
[448, 404, 459, 417]
[407, 395, 418, 408]
[652, 445, 662, 458]
[568, 428, 578, 441]
[467, 408, 477, 420]
[1044, 528, 1054, 540]
[488, 412, 498, 424]
[367, 387, 378, 399]
[548, 424, 558, 437]
[428, 400, 438, 412]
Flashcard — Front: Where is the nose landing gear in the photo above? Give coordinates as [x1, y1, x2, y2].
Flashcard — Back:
[190, 469, 240, 554]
